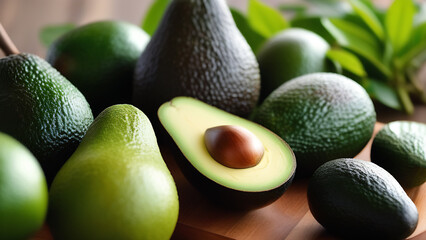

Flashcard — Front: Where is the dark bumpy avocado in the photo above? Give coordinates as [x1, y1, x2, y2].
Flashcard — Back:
[158, 97, 296, 210]
[46, 21, 150, 115]
[308, 158, 418, 240]
[0, 53, 93, 183]
[371, 121, 426, 187]
[133, 0, 260, 121]
[252, 73, 376, 177]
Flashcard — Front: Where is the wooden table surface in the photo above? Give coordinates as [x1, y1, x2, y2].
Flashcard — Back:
[0, 0, 425, 239]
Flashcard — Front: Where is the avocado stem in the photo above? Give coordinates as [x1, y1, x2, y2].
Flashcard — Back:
[0, 23, 19, 56]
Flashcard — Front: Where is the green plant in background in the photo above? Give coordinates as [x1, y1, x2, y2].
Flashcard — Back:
[139, 0, 426, 114]
[40, 0, 426, 114]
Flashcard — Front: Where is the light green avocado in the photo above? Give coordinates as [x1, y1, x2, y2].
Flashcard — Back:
[0, 132, 48, 240]
[158, 97, 296, 209]
[48, 104, 179, 240]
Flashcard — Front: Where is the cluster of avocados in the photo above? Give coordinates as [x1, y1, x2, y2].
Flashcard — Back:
[0, 0, 424, 239]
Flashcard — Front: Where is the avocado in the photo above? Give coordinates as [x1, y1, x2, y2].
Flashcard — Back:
[0, 132, 48, 240]
[0, 53, 93, 183]
[252, 73, 376, 177]
[48, 104, 179, 240]
[371, 121, 426, 188]
[158, 97, 296, 210]
[256, 28, 330, 100]
[308, 158, 418, 240]
[133, 0, 260, 121]
[46, 20, 150, 115]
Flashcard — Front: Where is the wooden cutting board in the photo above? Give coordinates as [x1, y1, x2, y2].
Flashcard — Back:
[31, 123, 426, 240]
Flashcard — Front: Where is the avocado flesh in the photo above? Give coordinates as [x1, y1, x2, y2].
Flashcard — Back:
[133, 0, 260, 121]
[0, 53, 93, 183]
[158, 97, 295, 208]
[371, 121, 426, 187]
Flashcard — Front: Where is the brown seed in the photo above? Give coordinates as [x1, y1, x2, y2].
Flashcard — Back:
[204, 125, 264, 169]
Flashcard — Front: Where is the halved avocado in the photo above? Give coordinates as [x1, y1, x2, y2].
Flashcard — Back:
[158, 97, 296, 210]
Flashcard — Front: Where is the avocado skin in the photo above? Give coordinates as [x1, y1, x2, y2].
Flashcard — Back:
[48, 105, 179, 240]
[252, 73, 376, 177]
[0, 53, 93, 183]
[308, 158, 418, 240]
[371, 121, 426, 187]
[167, 137, 295, 210]
[47, 21, 149, 116]
[133, 0, 260, 120]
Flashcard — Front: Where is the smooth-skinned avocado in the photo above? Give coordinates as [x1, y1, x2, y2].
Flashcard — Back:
[371, 121, 426, 188]
[0, 53, 94, 183]
[158, 97, 296, 210]
[46, 20, 150, 115]
[256, 28, 330, 100]
[133, 0, 260, 121]
[308, 158, 418, 240]
[252, 73, 376, 177]
[0, 132, 48, 240]
[48, 104, 179, 240]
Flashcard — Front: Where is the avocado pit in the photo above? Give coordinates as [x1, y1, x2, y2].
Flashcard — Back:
[204, 125, 264, 169]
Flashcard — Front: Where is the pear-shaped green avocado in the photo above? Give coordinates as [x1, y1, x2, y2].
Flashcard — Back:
[0, 132, 48, 240]
[133, 0, 260, 121]
[48, 104, 179, 240]
[0, 53, 93, 183]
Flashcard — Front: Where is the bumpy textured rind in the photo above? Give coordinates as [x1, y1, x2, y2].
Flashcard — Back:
[0, 53, 93, 183]
[308, 158, 418, 240]
[252, 73, 376, 176]
[133, 0, 260, 120]
[371, 121, 426, 187]
[46, 21, 150, 115]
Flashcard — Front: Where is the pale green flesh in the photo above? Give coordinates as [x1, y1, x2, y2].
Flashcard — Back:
[159, 97, 295, 192]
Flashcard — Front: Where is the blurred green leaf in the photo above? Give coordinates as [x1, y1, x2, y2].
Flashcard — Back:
[291, 17, 335, 43]
[326, 49, 366, 77]
[322, 18, 391, 77]
[231, 8, 266, 54]
[363, 78, 402, 110]
[347, 0, 385, 40]
[248, 0, 288, 38]
[141, 0, 171, 36]
[39, 23, 76, 47]
[385, 0, 416, 55]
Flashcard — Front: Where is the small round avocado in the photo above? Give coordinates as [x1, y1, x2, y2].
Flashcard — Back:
[308, 158, 418, 240]
[371, 121, 426, 188]
[0, 132, 48, 240]
[46, 20, 150, 115]
[252, 73, 376, 177]
[158, 97, 296, 210]
[256, 28, 330, 100]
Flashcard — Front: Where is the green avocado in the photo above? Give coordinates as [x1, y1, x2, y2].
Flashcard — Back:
[371, 121, 426, 188]
[158, 97, 296, 210]
[48, 104, 179, 240]
[256, 28, 330, 100]
[133, 0, 260, 121]
[0, 132, 48, 240]
[46, 20, 150, 115]
[308, 158, 418, 240]
[252, 73, 376, 177]
[0, 53, 93, 183]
